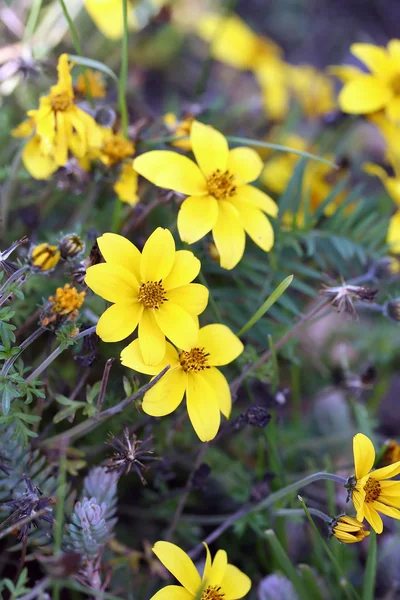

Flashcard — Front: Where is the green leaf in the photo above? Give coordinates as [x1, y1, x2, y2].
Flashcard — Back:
[264, 529, 309, 600]
[362, 531, 376, 600]
[68, 55, 119, 82]
[237, 275, 293, 336]
[278, 158, 308, 220]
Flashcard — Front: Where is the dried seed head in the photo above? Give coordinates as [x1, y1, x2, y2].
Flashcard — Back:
[104, 427, 158, 485]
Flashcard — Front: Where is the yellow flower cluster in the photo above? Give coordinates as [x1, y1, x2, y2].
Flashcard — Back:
[42, 284, 86, 327]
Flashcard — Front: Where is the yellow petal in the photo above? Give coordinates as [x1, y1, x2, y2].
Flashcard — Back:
[139, 309, 166, 366]
[134, 151, 207, 196]
[350, 43, 393, 75]
[230, 201, 274, 252]
[142, 367, 187, 416]
[207, 549, 228, 586]
[191, 120, 229, 177]
[338, 76, 392, 114]
[228, 147, 263, 184]
[198, 324, 243, 366]
[21, 136, 58, 180]
[84, 0, 125, 40]
[202, 368, 232, 419]
[167, 284, 209, 317]
[97, 232, 141, 279]
[85, 263, 139, 303]
[234, 185, 278, 217]
[163, 250, 201, 289]
[152, 542, 201, 595]
[140, 227, 175, 283]
[352, 486, 366, 515]
[371, 460, 400, 480]
[202, 543, 212, 582]
[328, 65, 364, 84]
[186, 372, 220, 442]
[154, 303, 199, 351]
[363, 503, 383, 534]
[388, 39, 400, 61]
[378, 481, 400, 496]
[220, 565, 252, 600]
[386, 97, 400, 122]
[96, 302, 142, 342]
[388, 211, 400, 253]
[353, 433, 375, 480]
[150, 585, 193, 600]
[114, 164, 139, 206]
[212, 201, 245, 270]
[373, 500, 400, 517]
[178, 195, 219, 244]
[121, 339, 179, 375]
[54, 111, 68, 166]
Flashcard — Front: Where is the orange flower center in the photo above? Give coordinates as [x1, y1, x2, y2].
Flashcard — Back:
[391, 74, 400, 95]
[363, 477, 381, 503]
[207, 169, 237, 200]
[137, 281, 167, 309]
[179, 347, 210, 372]
[51, 91, 73, 112]
[201, 585, 225, 600]
[103, 137, 134, 165]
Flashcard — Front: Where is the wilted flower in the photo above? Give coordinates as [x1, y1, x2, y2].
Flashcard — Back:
[121, 324, 243, 442]
[59, 234, 85, 259]
[85, 229, 208, 365]
[30, 243, 61, 272]
[150, 541, 251, 600]
[321, 283, 378, 317]
[104, 427, 157, 484]
[134, 121, 278, 270]
[12, 118, 59, 180]
[331, 515, 370, 544]
[75, 69, 106, 98]
[41, 284, 85, 327]
[348, 433, 400, 533]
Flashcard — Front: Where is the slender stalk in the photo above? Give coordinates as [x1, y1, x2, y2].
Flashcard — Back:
[0, 507, 50, 541]
[97, 358, 114, 410]
[58, 0, 83, 55]
[0, 265, 30, 295]
[23, 0, 43, 41]
[53, 447, 67, 600]
[275, 507, 331, 522]
[25, 326, 97, 383]
[1, 326, 45, 376]
[119, 0, 129, 137]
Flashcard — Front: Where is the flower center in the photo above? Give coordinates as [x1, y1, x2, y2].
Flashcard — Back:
[137, 281, 167, 309]
[179, 347, 210, 372]
[363, 477, 381, 503]
[51, 91, 73, 112]
[391, 74, 400, 95]
[207, 169, 237, 200]
[103, 137, 134, 165]
[201, 586, 225, 600]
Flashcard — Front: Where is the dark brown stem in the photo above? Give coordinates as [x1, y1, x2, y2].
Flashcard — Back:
[97, 358, 114, 410]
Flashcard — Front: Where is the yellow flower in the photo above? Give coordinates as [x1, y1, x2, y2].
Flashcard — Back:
[114, 163, 139, 206]
[331, 515, 370, 544]
[334, 40, 400, 121]
[121, 323, 243, 442]
[196, 12, 281, 71]
[351, 433, 400, 533]
[150, 541, 251, 600]
[27, 54, 101, 167]
[381, 440, 400, 467]
[163, 112, 194, 151]
[75, 69, 106, 98]
[11, 118, 58, 180]
[254, 57, 290, 121]
[30, 243, 61, 271]
[42, 284, 86, 327]
[85, 229, 208, 366]
[99, 129, 135, 167]
[84, 0, 165, 40]
[288, 64, 336, 119]
[134, 121, 278, 270]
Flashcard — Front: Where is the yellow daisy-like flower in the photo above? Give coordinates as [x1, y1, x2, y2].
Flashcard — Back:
[334, 40, 400, 121]
[121, 323, 243, 442]
[85, 229, 209, 366]
[351, 433, 400, 533]
[254, 57, 290, 122]
[75, 69, 106, 98]
[11, 118, 58, 180]
[134, 121, 278, 270]
[150, 541, 251, 600]
[114, 162, 139, 206]
[26, 54, 101, 167]
[288, 64, 336, 119]
[331, 515, 370, 544]
[84, 0, 165, 40]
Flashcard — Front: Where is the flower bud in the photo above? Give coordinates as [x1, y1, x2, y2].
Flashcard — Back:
[30, 243, 60, 271]
[373, 256, 400, 280]
[59, 233, 85, 259]
[331, 515, 370, 544]
[75, 497, 107, 530]
[384, 299, 400, 322]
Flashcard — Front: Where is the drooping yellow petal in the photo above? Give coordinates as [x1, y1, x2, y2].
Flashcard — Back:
[230, 201, 274, 252]
[84, 0, 127, 40]
[150, 585, 193, 600]
[228, 147, 263, 184]
[53, 111, 68, 166]
[85, 263, 139, 303]
[121, 339, 179, 375]
[353, 433, 375, 480]
[96, 302, 142, 342]
[163, 250, 201, 290]
[139, 309, 166, 366]
[388, 211, 400, 253]
[134, 151, 207, 196]
[219, 565, 252, 600]
[140, 227, 175, 283]
[328, 65, 364, 84]
[152, 542, 201, 595]
[207, 549, 228, 586]
[167, 284, 209, 317]
[177, 195, 219, 244]
[21, 136, 58, 180]
[352, 486, 366, 516]
[370, 460, 400, 480]
[154, 303, 199, 351]
[186, 372, 220, 442]
[363, 503, 383, 534]
[198, 324, 244, 366]
[234, 184, 278, 217]
[350, 43, 393, 75]
[202, 367, 231, 419]
[212, 201, 245, 270]
[97, 232, 141, 279]
[142, 367, 187, 416]
[339, 76, 392, 114]
[191, 120, 229, 177]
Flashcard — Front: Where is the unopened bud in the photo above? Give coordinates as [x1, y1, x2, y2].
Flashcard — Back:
[30, 243, 60, 272]
[59, 233, 85, 259]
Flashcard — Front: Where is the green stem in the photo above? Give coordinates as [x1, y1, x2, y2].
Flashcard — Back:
[119, 0, 129, 137]
[58, 0, 83, 55]
[111, 194, 123, 233]
[23, 0, 43, 42]
[275, 507, 331, 522]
